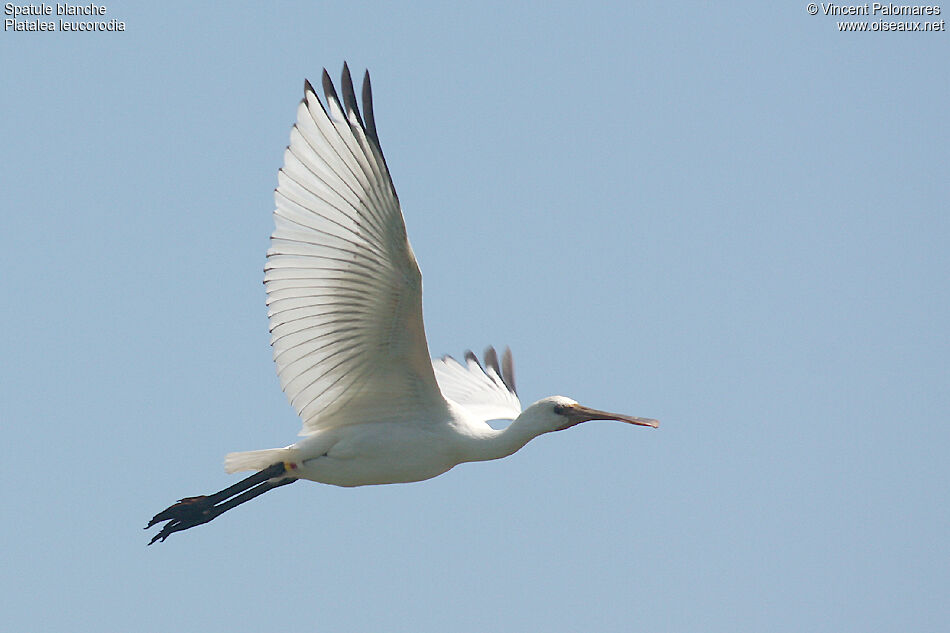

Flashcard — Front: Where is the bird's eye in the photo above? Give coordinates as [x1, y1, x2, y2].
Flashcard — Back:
[553, 404, 567, 415]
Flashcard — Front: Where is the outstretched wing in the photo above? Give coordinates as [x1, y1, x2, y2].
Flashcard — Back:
[432, 347, 522, 422]
[267, 65, 449, 434]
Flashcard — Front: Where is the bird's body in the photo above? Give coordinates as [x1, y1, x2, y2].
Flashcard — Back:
[147, 65, 657, 544]
[226, 397, 612, 488]
[234, 404, 481, 488]
[292, 419, 465, 487]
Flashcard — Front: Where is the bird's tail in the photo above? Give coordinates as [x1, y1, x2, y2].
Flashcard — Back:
[224, 447, 295, 474]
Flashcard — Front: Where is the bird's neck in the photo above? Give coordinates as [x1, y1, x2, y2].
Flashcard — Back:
[456, 416, 548, 463]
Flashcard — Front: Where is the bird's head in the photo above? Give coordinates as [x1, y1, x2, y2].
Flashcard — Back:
[528, 396, 659, 433]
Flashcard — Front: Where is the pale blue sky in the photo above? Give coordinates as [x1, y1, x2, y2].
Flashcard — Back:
[2, 2, 947, 632]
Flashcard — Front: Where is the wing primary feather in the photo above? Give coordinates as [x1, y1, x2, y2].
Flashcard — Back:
[464, 350, 482, 370]
[361, 70, 380, 149]
[304, 78, 317, 101]
[484, 346, 516, 395]
[336, 72, 391, 232]
[339, 70, 394, 232]
[484, 346, 500, 377]
[321, 69, 340, 116]
[318, 67, 392, 236]
[360, 69, 397, 198]
[340, 63, 366, 131]
[501, 346, 517, 395]
[299, 76, 392, 245]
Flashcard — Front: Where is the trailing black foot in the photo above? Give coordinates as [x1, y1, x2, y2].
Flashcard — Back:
[146, 496, 222, 544]
[146, 463, 295, 545]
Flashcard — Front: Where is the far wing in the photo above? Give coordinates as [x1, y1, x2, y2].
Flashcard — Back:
[432, 347, 522, 422]
[267, 65, 449, 434]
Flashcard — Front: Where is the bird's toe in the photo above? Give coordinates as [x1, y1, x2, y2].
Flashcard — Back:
[145, 495, 213, 529]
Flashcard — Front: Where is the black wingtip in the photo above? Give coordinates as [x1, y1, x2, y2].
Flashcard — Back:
[484, 346, 500, 375]
[321, 68, 339, 109]
[464, 350, 483, 370]
[340, 62, 365, 129]
[483, 345, 517, 394]
[501, 346, 517, 395]
[362, 70, 380, 147]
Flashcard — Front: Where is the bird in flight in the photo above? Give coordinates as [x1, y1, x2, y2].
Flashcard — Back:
[147, 64, 658, 545]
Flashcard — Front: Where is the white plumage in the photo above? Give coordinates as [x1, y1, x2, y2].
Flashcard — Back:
[147, 65, 657, 544]
[267, 72, 441, 434]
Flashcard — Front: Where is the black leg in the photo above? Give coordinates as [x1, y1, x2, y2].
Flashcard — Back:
[146, 463, 297, 545]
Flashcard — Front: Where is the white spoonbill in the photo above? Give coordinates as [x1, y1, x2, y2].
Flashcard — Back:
[147, 65, 658, 545]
